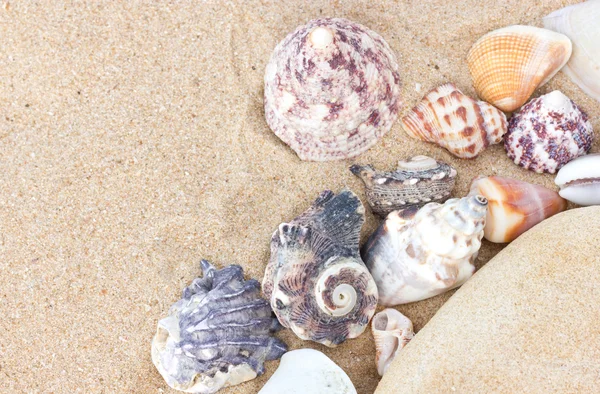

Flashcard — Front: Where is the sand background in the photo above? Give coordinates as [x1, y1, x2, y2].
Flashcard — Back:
[0, 1, 597, 393]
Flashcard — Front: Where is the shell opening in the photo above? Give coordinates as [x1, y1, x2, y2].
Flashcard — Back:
[372, 313, 389, 331]
[309, 27, 334, 49]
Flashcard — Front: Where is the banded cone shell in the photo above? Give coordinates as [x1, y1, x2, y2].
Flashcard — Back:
[372, 309, 414, 376]
[469, 176, 567, 243]
[544, 1, 600, 103]
[402, 83, 507, 159]
[467, 25, 572, 112]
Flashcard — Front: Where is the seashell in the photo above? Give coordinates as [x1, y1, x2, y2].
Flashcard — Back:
[555, 153, 600, 206]
[262, 190, 378, 347]
[362, 195, 487, 306]
[350, 155, 457, 217]
[151, 260, 287, 394]
[467, 25, 572, 112]
[504, 90, 593, 174]
[544, 1, 600, 103]
[258, 349, 357, 394]
[264, 18, 402, 161]
[371, 308, 414, 376]
[469, 176, 567, 243]
[401, 83, 507, 159]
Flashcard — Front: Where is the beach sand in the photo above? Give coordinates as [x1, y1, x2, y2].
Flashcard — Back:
[0, 1, 596, 393]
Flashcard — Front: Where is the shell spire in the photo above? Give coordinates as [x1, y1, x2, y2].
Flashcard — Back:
[263, 190, 378, 347]
[469, 176, 567, 243]
[467, 25, 572, 112]
[264, 18, 402, 161]
[362, 196, 487, 306]
[350, 155, 457, 216]
[151, 261, 287, 394]
[401, 83, 507, 159]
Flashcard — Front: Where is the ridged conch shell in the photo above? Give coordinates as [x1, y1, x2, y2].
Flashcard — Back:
[544, 1, 600, 103]
[467, 25, 572, 112]
[262, 190, 378, 347]
[469, 176, 567, 243]
[504, 90, 593, 174]
[258, 349, 357, 394]
[350, 155, 457, 217]
[151, 260, 287, 394]
[401, 83, 507, 159]
[264, 18, 402, 161]
[555, 153, 600, 206]
[371, 309, 414, 376]
[362, 196, 487, 306]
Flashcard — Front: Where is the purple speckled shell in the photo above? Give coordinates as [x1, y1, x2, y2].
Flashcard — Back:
[264, 18, 402, 161]
[504, 90, 593, 174]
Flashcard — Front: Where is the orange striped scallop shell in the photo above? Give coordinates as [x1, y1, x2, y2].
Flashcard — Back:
[467, 25, 572, 112]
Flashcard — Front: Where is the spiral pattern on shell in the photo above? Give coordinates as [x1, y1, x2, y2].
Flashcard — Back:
[264, 18, 402, 161]
[263, 190, 378, 347]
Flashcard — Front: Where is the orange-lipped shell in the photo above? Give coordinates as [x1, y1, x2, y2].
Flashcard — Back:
[469, 176, 567, 243]
[467, 25, 572, 112]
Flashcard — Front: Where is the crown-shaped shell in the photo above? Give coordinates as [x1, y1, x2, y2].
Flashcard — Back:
[151, 260, 287, 394]
[350, 155, 457, 217]
[401, 83, 507, 159]
[504, 90, 593, 174]
[264, 18, 402, 161]
[544, 1, 600, 103]
[469, 176, 567, 243]
[467, 25, 572, 112]
[362, 195, 487, 306]
[555, 153, 600, 206]
[263, 190, 378, 347]
[372, 309, 414, 376]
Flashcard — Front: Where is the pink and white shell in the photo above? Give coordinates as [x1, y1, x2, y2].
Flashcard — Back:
[264, 18, 402, 161]
[504, 90, 593, 174]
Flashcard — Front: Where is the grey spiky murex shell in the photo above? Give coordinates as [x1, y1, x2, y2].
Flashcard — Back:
[151, 260, 287, 394]
[350, 155, 457, 217]
[263, 189, 379, 347]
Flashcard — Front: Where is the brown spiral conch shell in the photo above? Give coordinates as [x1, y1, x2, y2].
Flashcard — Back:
[401, 83, 507, 159]
[504, 90, 593, 174]
[469, 176, 567, 243]
[264, 18, 402, 161]
[371, 309, 414, 376]
[467, 25, 572, 112]
[262, 190, 378, 347]
[544, 1, 600, 103]
[350, 155, 457, 217]
[362, 195, 488, 306]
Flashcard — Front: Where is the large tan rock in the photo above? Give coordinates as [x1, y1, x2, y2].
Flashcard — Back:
[376, 206, 600, 393]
